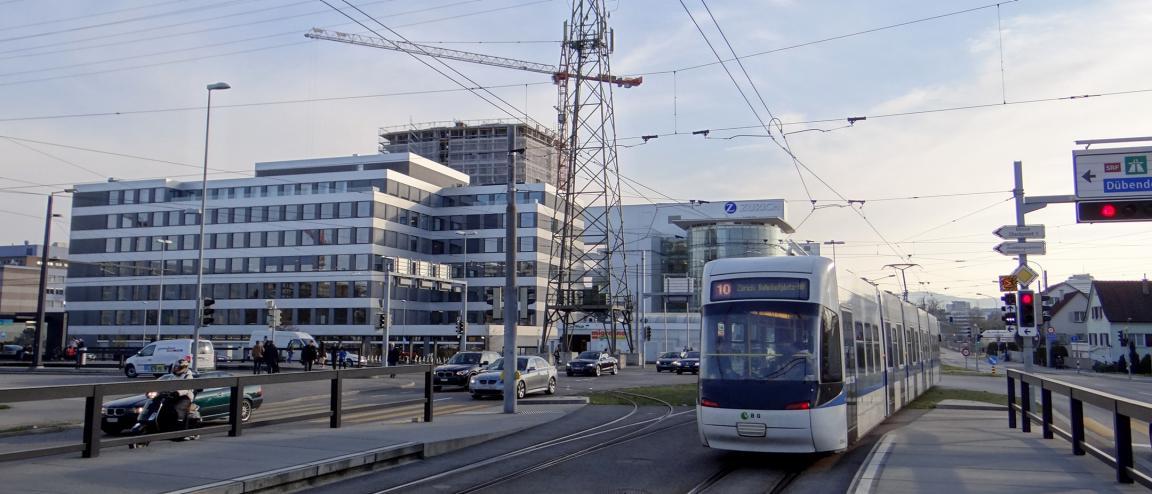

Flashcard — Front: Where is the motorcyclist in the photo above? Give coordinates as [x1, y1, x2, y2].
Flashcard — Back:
[169, 359, 196, 427]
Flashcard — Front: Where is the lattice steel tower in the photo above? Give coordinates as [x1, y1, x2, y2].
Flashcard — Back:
[542, 0, 634, 355]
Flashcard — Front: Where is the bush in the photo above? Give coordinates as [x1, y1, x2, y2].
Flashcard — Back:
[986, 343, 998, 356]
[1138, 354, 1152, 374]
[1093, 361, 1118, 373]
[1117, 355, 1129, 373]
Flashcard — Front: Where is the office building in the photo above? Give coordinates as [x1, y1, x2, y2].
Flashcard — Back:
[0, 242, 68, 314]
[66, 153, 565, 358]
[379, 120, 557, 186]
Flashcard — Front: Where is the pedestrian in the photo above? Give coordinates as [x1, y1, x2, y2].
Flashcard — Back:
[264, 340, 280, 374]
[74, 338, 86, 368]
[387, 344, 399, 367]
[302, 341, 317, 371]
[330, 344, 339, 369]
[553, 348, 561, 365]
[338, 348, 348, 369]
[250, 340, 264, 375]
[316, 341, 327, 368]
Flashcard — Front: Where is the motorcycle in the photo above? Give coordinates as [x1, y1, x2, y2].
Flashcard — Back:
[128, 390, 202, 449]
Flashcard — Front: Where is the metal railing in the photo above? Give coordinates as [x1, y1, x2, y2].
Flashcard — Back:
[1007, 369, 1152, 487]
[0, 364, 434, 462]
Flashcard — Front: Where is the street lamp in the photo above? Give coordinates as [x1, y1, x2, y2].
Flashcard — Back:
[823, 240, 846, 264]
[192, 81, 230, 371]
[154, 238, 173, 342]
[32, 188, 74, 368]
[455, 231, 476, 351]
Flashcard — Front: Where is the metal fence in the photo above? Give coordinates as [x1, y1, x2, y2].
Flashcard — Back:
[1007, 369, 1152, 487]
[0, 364, 434, 462]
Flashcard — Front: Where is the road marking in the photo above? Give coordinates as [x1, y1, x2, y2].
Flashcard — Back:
[850, 434, 894, 494]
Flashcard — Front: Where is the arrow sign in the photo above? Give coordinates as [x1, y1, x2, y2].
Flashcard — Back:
[994, 241, 1046, 255]
[993, 225, 1046, 239]
[1081, 170, 1096, 183]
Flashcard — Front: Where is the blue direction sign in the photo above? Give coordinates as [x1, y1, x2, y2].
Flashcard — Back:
[987, 355, 999, 365]
[1074, 145, 1152, 200]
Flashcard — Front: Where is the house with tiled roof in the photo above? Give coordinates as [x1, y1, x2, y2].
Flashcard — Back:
[1085, 280, 1152, 363]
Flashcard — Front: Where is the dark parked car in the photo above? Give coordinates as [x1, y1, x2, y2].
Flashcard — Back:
[673, 351, 701, 375]
[655, 351, 684, 373]
[433, 351, 502, 391]
[0, 344, 29, 360]
[100, 371, 263, 435]
[566, 351, 619, 377]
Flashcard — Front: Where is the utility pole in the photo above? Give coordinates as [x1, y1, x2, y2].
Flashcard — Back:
[503, 142, 522, 414]
[1013, 161, 1034, 374]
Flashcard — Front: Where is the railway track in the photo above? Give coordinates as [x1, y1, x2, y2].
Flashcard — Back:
[368, 390, 694, 494]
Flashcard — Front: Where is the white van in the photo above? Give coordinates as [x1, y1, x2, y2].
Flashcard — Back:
[124, 339, 215, 378]
[247, 329, 316, 362]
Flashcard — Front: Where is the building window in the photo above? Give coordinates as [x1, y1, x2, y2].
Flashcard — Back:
[1073, 311, 1086, 323]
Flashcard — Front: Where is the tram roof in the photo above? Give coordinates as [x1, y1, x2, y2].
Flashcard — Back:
[704, 255, 833, 276]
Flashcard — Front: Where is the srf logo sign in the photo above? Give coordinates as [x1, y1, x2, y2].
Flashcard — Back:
[1124, 155, 1148, 175]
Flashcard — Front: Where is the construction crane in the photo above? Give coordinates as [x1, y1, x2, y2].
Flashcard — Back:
[305, 28, 642, 88]
[306, 0, 639, 357]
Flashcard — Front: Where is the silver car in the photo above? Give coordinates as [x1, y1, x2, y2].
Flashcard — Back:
[469, 356, 557, 400]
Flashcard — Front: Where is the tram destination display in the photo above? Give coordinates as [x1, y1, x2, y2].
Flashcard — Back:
[710, 277, 810, 301]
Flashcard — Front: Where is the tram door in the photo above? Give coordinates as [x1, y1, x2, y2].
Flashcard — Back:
[842, 310, 858, 443]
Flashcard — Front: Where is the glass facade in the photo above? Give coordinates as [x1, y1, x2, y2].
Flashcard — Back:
[686, 222, 781, 282]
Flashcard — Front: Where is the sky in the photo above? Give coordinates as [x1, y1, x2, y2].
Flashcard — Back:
[1, 0, 1150, 307]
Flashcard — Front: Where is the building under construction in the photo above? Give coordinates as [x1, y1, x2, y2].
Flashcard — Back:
[379, 120, 558, 187]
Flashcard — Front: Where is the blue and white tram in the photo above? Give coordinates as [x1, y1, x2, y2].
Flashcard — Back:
[696, 256, 940, 453]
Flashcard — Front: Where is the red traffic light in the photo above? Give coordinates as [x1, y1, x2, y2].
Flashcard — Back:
[1077, 199, 1152, 223]
[1100, 203, 1117, 218]
[1020, 292, 1034, 304]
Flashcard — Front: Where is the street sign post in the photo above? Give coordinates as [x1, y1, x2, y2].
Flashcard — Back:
[994, 241, 1046, 255]
[1074, 145, 1152, 200]
[993, 225, 1046, 239]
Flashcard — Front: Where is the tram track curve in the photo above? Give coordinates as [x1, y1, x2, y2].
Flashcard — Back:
[370, 390, 687, 494]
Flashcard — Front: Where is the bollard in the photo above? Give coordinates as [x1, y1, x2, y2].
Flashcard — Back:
[992, 364, 997, 376]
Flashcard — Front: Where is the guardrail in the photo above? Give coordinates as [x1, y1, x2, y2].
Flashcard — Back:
[0, 364, 434, 462]
[1007, 369, 1152, 487]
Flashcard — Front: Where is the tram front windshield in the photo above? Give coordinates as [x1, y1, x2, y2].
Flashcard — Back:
[701, 301, 818, 381]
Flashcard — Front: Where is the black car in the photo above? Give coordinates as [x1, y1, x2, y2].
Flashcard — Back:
[433, 351, 502, 391]
[100, 371, 263, 435]
[673, 351, 701, 375]
[566, 351, 619, 376]
[655, 351, 685, 373]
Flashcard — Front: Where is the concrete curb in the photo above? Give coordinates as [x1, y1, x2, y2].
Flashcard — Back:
[846, 432, 893, 494]
[935, 399, 1008, 412]
[520, 396, 589, 405]
[166, 421, 545, 493]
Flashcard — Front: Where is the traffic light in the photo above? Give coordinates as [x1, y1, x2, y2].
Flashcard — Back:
[1040, 295, 1053, 324]
[377, 312, 388, 329]
[456, 320, 466, 335]
[1077, 199, 1152, 223]
[1018, 290, 1036, 328]
[266, 308, 282, 328]
[1001, 293, 1017, 326]
[644, 326, 652, 341]
[201, 297, 215, 326]
[1117, 330, 1125, 346]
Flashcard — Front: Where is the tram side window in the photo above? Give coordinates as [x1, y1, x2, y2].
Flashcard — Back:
[854, 321, 867, 376]
[893, 322, 903, 366]
[868, 323, 880, 375]
[820, 308, 842, 383]
[841, 311, 857, 377]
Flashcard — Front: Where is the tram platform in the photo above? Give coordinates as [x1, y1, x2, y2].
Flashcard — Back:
[849, 400, 1144, 493]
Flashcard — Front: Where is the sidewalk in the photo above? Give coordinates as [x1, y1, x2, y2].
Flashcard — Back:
[850, 400, 1145, 494]
[0, 401, 586, 494]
